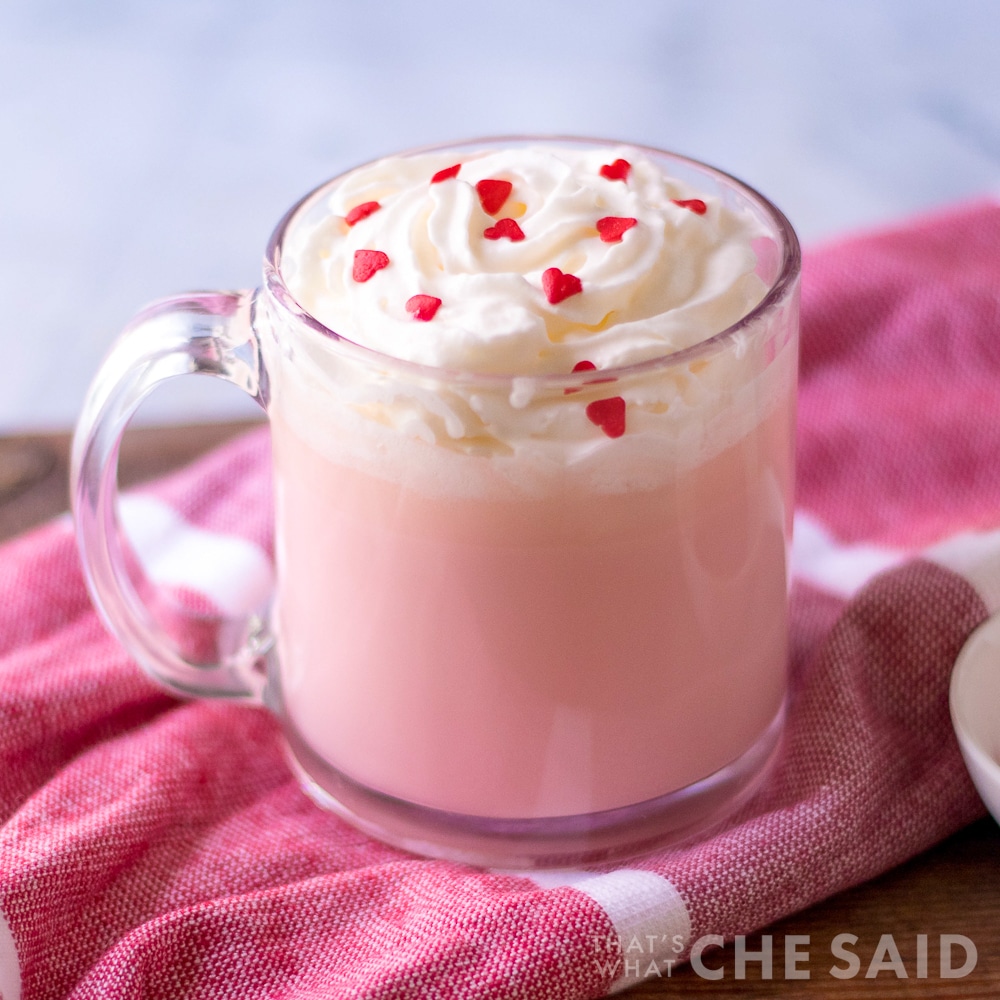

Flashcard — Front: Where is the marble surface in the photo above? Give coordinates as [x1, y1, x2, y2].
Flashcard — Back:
[1, 0, 998, 431]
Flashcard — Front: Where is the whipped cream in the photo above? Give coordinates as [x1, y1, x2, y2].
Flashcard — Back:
[279, 145, 769, 375]
[264, 143, 798, 495]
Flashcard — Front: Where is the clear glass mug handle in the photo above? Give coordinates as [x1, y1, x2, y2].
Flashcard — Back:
[70, 290, 273, 703]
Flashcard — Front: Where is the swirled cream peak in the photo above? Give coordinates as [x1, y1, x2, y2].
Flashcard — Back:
[280, 145, 769, 375]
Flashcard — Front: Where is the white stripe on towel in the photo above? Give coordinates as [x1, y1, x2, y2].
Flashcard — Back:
[527, 869, 691, 991]
[118, 494, 273, 617]
[791, 511, 907, 597]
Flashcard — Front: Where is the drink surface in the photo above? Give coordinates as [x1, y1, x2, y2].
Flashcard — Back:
[263, 142, 798, 823]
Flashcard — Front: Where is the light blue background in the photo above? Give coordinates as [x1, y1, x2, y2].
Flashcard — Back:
[2, 0, 998, 429]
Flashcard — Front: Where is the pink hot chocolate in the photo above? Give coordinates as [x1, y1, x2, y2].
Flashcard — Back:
[265, 143, 799, 828]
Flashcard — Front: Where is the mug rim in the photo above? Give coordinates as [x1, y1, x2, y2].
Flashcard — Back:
[262, 135, 801, 388]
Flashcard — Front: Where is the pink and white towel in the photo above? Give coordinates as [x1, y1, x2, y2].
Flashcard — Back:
[2, 200, 1000, 999]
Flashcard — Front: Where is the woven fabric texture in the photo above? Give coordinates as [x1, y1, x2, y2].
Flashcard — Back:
[1, 200, 999, 999]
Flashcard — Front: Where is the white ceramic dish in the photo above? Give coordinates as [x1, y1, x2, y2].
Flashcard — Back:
[950, 613, 1000, 823]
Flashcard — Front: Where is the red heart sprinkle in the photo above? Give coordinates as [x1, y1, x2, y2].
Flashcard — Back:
[672, 198, 707, 215]
[405, 294, 442, 321]
[483, 218, 525, 241]
[564, 358, 616, 393]
[476, 179, 513, 215]
[564, 359, 597, 394]
[345, 201, 381, 226]
[596, 216, 638, 242]
[352, 249, 390, 282]
[542, 267, 583, 305]
[599, 158, 631, 182]
[431, 163, 461, 183]
[586, 396, 626, 438]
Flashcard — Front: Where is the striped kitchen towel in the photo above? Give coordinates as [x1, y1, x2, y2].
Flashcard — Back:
[2, 199, 1000, 999]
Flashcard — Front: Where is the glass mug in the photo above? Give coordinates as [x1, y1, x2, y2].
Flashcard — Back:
[72, 138, 800, 868]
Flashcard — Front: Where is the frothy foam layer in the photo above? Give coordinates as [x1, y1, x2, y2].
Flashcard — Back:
[266, 143, 796, 495]
[280, 145, 769, 374]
